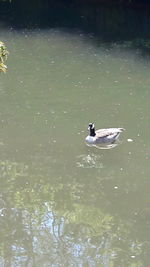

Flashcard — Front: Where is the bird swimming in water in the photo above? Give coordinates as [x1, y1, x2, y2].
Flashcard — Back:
[85, 123, 125, 144]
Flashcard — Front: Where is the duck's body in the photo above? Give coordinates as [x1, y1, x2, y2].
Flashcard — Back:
[85, 123, 125, 144]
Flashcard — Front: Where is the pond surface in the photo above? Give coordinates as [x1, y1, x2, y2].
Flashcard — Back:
[1, 29, 150, 266]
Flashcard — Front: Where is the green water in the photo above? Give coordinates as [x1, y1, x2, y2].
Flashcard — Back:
[0, 29, 150, 266]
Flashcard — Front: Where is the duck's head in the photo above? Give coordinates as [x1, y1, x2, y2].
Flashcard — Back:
[88, 123, 95, 130]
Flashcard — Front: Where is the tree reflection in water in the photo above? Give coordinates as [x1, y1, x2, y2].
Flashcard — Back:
[0, 160, 149, 266]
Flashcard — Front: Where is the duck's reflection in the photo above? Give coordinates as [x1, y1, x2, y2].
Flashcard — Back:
[86, 142, 118, 150]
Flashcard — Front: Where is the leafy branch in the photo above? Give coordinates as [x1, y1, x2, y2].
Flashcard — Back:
[0, 41, 9, 73]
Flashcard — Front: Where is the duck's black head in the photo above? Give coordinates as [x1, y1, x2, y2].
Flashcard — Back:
[88, 123, 96, 136]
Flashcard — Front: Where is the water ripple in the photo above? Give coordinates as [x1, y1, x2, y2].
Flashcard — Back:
[76, 154, 104, 169]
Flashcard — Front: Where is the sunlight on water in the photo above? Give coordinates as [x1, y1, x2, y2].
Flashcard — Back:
[0, 28, 150, 266]
[76, 154, 104, 168]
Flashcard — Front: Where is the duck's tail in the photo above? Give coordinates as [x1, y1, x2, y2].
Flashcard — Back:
[120, 128, 125, 132]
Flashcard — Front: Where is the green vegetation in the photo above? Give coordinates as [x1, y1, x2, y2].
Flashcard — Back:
[0, 42, 8, 73]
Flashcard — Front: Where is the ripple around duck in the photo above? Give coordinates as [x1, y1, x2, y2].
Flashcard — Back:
[76, 154, 104, 169]
[86, 143, 119, 150]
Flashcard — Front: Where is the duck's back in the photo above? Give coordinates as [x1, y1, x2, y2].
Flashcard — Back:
[96, 128, 124, 138]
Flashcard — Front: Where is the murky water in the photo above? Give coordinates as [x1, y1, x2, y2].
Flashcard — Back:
[0, 29, 150, 266]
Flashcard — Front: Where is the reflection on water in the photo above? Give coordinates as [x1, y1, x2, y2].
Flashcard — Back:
[76, 154, 104, 168]
[86, 142, 119, 150]
[0, 29, 150, 266]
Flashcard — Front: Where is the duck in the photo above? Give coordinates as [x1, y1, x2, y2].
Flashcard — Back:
[85, 123, 125, 144]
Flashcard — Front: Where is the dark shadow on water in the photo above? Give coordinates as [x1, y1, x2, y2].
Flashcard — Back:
[0, 0, 150, 53]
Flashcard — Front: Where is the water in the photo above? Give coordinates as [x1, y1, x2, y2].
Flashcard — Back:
[0, 29, 150, 266]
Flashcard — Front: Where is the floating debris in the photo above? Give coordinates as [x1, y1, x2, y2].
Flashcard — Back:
[127, 138, 133, 142]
